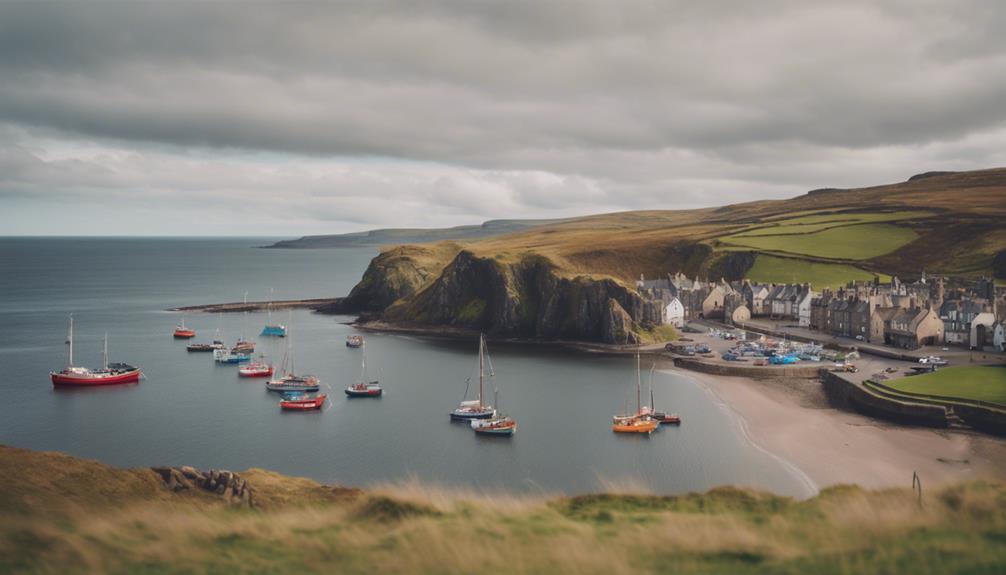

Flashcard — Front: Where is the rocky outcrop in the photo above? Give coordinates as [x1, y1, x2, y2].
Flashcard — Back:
[383, 251, 662, 343]
[337, 245, 455, 313]
[152, 466, 255, 507]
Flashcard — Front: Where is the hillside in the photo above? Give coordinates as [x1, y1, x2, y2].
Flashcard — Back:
[329, 169, 1006, 343]
[266, 218, 566, 248]
[2, 445, 1004, 574]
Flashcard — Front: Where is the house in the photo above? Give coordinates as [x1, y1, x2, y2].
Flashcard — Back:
[994, 321, 1005, 352]
[870, 307, 899, 344]
[797, 290, 814, 327]
[663, 297, 685, 327]
[741, 282, 772, 316]
[885, 307, 943, 349]
[940, 299, 987, 346]
[730, 304, 751, 324]
[970, 312, 997, 350]
[701, 285, 726, 319]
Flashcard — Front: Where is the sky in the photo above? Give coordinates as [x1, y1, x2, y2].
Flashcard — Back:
[1, 1, 1005, 236]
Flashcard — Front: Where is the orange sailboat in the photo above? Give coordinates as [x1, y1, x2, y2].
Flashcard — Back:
[612, 349, 658, 434]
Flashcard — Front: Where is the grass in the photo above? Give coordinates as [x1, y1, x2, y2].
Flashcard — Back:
[745, 254, 886, 289]
[733, 211, 934, 237]
[886, 366, 1006, 406]
[723, 223, 919, 260]
[3, 460, 1006, 574]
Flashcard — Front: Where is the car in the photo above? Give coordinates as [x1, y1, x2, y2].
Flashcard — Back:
[855, 335, 864, 341]
[941, 347, 949, 352]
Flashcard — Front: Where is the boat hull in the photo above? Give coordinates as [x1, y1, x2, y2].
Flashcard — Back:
[280, 394, 326, 410]
[173, 331, 195, 339]
[238, 367, 273, 378]
[261, 326, 287, 337]
[612, 421, 658, 434]
[345, 388, 382, 397]
[266, 379, 320, 392]
[450, 409, 495, 421]
[472, 420, 516, 435]
[51, 369, 141, 386]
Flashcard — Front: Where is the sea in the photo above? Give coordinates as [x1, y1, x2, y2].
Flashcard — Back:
[0, 237, 812, 496]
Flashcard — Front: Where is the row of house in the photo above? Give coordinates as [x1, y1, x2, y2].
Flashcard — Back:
[636, 271, 1006, 352]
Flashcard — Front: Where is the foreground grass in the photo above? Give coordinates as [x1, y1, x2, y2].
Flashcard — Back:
[1, 446, 1005, 575]
[887, 366, 1006, 406]
[745, 254, 884, 288]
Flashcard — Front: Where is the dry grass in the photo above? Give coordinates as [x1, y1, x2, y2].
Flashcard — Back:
[2, 445, 1004, 574]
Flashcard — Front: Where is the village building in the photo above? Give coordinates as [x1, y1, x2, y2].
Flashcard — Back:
[994, 321, 1006, 352]
[884, 307, 943, 349]
[663, 297, 685, 327]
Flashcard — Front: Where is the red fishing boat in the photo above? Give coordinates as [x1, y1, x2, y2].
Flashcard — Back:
[280, 394, 327, 411]
[238, 356, 273, 378]
[51, 317, 141, 386]
[173, 316, 196, 339]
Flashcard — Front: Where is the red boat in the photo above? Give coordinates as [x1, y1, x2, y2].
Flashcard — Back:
[173, 316, 195, 339]
[280, 394, 327, 411]
[238, 359, 273, 378]
[51, 318, 141, 387]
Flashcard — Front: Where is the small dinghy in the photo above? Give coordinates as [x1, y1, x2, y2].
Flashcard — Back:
[345, 335, 364, 348]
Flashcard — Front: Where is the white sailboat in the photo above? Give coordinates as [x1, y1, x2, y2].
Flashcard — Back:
[450, 334, 495, 421]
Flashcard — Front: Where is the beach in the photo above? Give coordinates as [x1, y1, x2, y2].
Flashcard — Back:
[675, 367, 1006, 494]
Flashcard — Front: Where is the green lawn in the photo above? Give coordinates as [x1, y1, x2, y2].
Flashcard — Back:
[887, 366, 1006, 406]
[736, 211, 933, 237]
[745, 254, 886, 289]
[724, 223, 918, 260]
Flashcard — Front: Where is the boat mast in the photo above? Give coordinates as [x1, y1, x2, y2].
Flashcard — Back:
[102, 332, 108, 370]
[636, 348, 642, 413]
[360, 341, 367, 382]
[67, 314, 74, 367]
[478, 334, 484, 408]
[241, 291, 248, 340]
[649, 364, 655, 411]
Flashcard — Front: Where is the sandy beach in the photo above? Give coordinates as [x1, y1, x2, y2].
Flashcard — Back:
[671, 367, 1006, 495]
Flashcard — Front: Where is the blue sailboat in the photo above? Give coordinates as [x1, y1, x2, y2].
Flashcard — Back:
[261, 288, 287, 337]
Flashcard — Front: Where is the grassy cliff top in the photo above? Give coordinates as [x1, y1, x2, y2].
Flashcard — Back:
[364, 168, 1006, 291]
[2, 445, 1005, 574]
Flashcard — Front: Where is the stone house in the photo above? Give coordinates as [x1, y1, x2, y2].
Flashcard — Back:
[870, 307, 899, 344]
[701, 285, 726, 319]
[970, 312, 997, 350]
[940, 299, 987, 346]
[885, 307, 943, 349]
[797, 290, 814, 327]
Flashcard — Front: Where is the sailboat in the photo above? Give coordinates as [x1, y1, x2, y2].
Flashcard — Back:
[471, 386, 516, 436]
[265, 326, 320, 392]
[450, 334, 496, 421]
[261, 288, 287, 337]
[647, 364, 681, 425]
[233, 291, 255, 353]
[612, 349, 658, 434]
[345, 341, 382, 397]
[51, 317, 141, 386]
[173, 315, 195, 339]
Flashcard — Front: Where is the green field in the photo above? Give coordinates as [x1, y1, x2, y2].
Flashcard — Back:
[887, 366, 1006, 406]
[724, 223, 918, 260]
[736, 211, 933, 237]
[745, 254, 885, 288]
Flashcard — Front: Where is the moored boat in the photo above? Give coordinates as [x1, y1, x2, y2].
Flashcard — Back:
[266, 326, 320, 392]
[471, 388, 516, 436]
[238, 356, 273, 378]
[213, 348, 251, 364]
[450, 334, 495, 421]
[261, 289, 287, 337]
[346, 335, 363, 348]
[280, 393, 326, 410]
[51, 318, 141, 386]
[647, 364, 681, 425]
[187, 340, 225, 352]
[173, 316, 195, 339]
[612, 350, 657, 434]
[345, 341, 382, 397]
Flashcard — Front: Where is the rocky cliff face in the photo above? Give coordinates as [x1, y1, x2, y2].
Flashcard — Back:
[339, 245, 449, 312]
[381, 250, 662, 343]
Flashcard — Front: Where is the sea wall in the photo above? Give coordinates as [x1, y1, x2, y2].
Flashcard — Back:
[820, 371, 949, 427]
[672, 357, 823, 379]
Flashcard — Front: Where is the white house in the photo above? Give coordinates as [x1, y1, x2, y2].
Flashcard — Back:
[797, 291, 814, 327]
[994, 321, 1005, 352]
[663, 297, 685, 328]
[970, 312, 996, 349]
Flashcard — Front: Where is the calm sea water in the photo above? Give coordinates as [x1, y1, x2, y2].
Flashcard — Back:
[0, 237, 811, 496]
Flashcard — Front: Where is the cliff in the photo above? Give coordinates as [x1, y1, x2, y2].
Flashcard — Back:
[374, 250, 663, 343]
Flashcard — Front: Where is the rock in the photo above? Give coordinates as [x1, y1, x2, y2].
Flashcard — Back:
[179, 466, 200, 480]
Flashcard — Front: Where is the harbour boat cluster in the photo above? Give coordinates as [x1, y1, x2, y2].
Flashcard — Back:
[50, 309, 683, 437]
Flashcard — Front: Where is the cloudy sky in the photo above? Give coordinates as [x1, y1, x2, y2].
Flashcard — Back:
[2, 1, 1005, 236]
